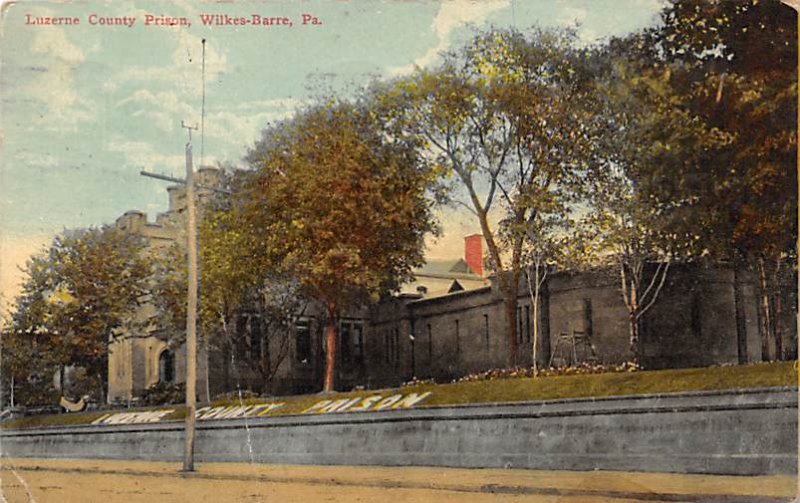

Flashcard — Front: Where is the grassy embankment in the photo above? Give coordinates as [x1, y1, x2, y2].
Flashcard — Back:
[3, 361, 794, 430]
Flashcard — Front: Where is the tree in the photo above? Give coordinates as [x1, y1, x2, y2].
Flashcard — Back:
[376, 28, 598, 367]
[5, 227, 150, 402]
[580, 57, 731, 363]
[199, 200, 307, 395]
[242, 101, 438, 392]
[637, 0, 798, 360]
[520, 214, 572, 374]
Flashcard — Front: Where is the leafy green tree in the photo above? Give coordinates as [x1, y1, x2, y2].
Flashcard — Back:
[5, 227, 150, 403]
[520, 213, 573, 373]
[376, 28, 599, 367]
[198, 199, 307, 395]
[577, 57, 731, 363]
[636, 0, 798, 359]
[243, 101, 438, 392]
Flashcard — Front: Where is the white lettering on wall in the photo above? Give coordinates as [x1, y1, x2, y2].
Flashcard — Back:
[302, 392, 432, 415]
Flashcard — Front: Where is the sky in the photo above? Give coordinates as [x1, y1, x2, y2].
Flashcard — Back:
[0, 0, 665, 308]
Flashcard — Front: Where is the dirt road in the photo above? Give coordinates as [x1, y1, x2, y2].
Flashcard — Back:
[0, 458, 794, 502]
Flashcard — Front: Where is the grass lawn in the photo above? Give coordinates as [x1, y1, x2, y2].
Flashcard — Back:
[3, 361, 794, 430]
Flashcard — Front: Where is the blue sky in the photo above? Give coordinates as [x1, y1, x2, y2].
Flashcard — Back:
[0, 0, 664, 305]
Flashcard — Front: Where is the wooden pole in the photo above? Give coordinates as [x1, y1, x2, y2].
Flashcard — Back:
[183, 140, 198, 472]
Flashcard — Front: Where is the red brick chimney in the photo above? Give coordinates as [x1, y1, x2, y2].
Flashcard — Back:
[464, 234, 483, 277]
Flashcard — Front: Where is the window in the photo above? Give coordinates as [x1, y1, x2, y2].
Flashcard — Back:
[235, 316, 248, 362]
[250, 316, 263, 359]
[338, 320, 364, 365]
[525, 305, 531, 343]
[340, 321, 351, 364]
[691, 294, 701, 339]
[484, 314, 490, 350]
[518, 306, 524, 344]
[583, 299, 593, 338]
[158, 349, 175, 383]
[427, 323, 433, 361]
[455, 319, 460, 354]
[353, 323, 364, 363]
[295, 318, 312, 363]
[394, 328, 400, 365]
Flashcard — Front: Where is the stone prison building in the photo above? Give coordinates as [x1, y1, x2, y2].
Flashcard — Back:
[107, 167, 782, 403]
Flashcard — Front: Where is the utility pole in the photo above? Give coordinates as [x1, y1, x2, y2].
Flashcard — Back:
[181, 120, 199, 472]
[140, 120, 201, 473]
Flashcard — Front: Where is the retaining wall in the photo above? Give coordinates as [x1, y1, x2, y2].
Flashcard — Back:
[2, 387, 795, 476]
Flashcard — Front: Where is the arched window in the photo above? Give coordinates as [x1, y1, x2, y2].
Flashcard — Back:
[158, 349, 175, 383]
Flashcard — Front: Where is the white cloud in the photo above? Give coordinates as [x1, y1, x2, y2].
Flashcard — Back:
[205, 98, 304, 146]
[116, 90, 301, 151]
[103, 32, 227, 98]
[19, 23, 95, 131]
[29, 26, 85, 65]
[107, 137, 187, 177]
[117, 89, 198, 133]
[556, 3, 601, 44]
[388, 0, 510, 76]
[12, 151, 59, 168]
[557, 5, 588, 28]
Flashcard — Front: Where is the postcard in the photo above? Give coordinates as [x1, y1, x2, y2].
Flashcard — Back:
[0, 0, 797, 501]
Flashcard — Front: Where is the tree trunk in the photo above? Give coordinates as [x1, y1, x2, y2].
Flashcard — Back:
[97, 372, 106, 405]
[526, 262, 545, 376]
[628, 313, 640, 363]
[757, 257, 773, 361]
[773, 259, 784, 360]
[774, 291, 783, 360]
[323, 304, 338, 392]
[733, 257, 748, 364]
[532, 265, 540, 375]
[203, 341, 211, 402]
[540, 281, 551, 367]
[503, 291, 519, 368]
[261, 318, 273, 394]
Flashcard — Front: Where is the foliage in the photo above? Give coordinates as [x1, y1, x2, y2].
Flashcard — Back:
[635, 0, 798, 359]
[453, 361, 641, 383]
[3, 227, 150, 404]
[149, 243, 187, 344]
[141, 381, 185, 406]
[201, 202, 307, 394]
[575, 52, 732, 361]
[376, 28, 599, 366]
[243, 100, 439, 391]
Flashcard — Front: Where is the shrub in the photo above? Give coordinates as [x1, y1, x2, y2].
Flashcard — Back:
[452, 361, 641, 383]
[141, 381, 185, 405]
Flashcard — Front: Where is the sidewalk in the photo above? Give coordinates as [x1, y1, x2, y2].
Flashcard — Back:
[0, 457, 795, 502]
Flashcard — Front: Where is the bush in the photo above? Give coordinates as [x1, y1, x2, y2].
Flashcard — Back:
[452, 361, 641, 383]
[211, 389, 259, 402]
[141, 381, 185, 405]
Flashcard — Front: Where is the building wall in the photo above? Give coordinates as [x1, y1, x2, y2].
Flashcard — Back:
[107, 168, 776, 400]
[107, 169, 219, 404]
[361, 263, 764, 390]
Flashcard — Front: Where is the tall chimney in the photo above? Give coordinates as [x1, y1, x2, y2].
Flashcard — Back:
[464, 234, 483, 277]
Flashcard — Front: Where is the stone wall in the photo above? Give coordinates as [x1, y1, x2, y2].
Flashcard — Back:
[3, 388, 794, 476]
[365, 263, 761, 388]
